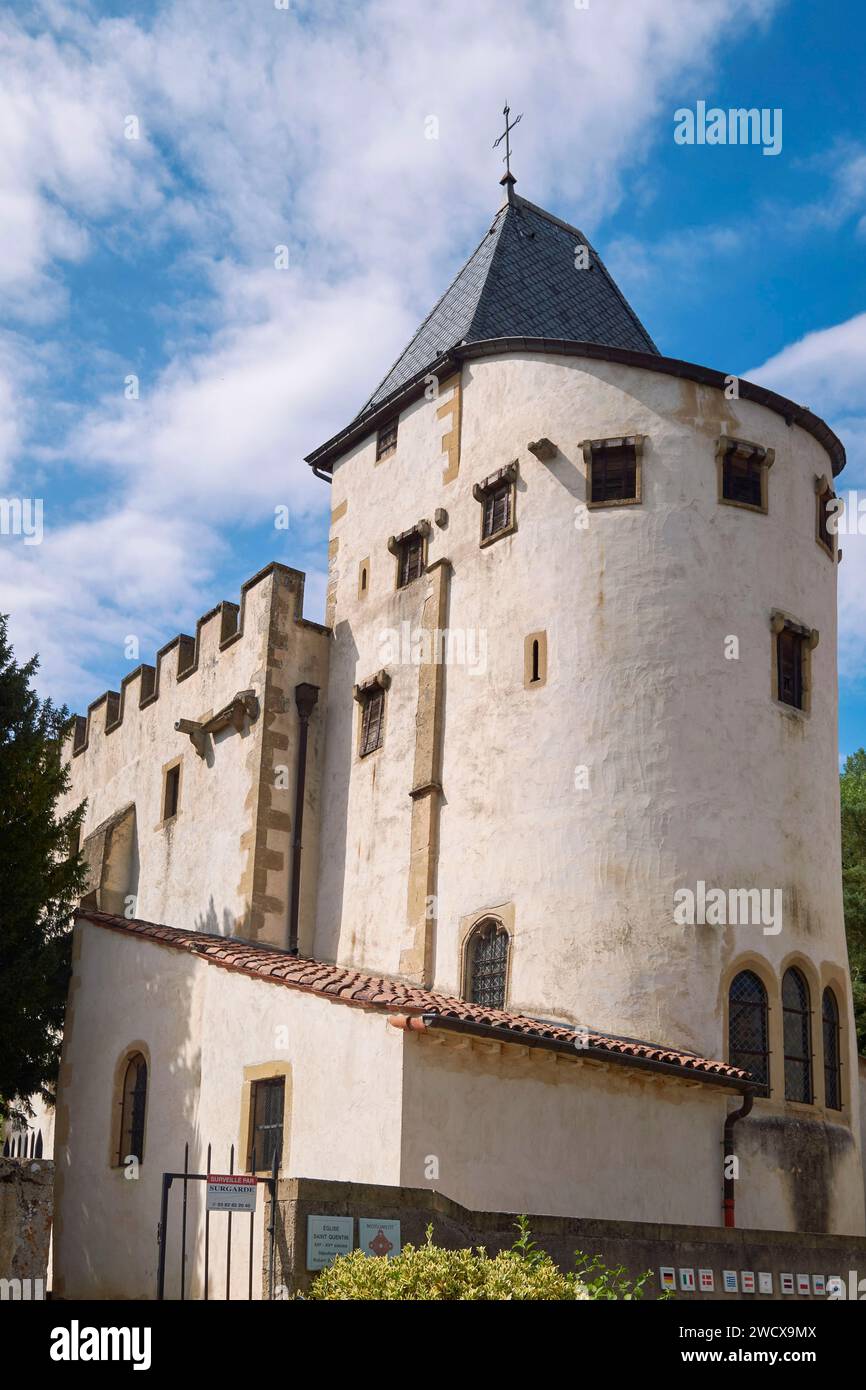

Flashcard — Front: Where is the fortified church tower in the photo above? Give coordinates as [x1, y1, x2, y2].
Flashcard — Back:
[307, 166, 860, 1214]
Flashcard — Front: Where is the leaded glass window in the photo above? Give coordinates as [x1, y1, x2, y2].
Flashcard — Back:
[783, 967, 812, 1103]
[118, 1052, 148, 1164]
[822, 987, 841, 1110]
[728, 970, 769, 1090]
[466, 919, 509, 1010]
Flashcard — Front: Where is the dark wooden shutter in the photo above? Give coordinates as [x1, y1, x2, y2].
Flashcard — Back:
[591, 444, 637, 503]
[777, 628, 804, 708]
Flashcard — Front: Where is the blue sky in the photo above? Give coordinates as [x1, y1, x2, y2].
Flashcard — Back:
[2, 0, 865, 755]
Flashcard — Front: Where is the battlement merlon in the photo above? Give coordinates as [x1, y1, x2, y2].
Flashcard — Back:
[66, 562, 330, 759]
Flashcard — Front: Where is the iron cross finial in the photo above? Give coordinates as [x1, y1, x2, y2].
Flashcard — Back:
[493, 102, 522, 185]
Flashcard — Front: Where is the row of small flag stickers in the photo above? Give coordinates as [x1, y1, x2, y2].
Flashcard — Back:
[659, 1268, 831, 1296]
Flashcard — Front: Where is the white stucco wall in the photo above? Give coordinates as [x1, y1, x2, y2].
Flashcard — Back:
[315, 351, 862, 1235]
[57, 565, 329, 947]
[53, 923, 403, 1299]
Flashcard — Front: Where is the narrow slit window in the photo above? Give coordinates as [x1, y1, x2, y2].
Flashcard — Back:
[531, 640, 540, 683]
[163, 764, 180, 820]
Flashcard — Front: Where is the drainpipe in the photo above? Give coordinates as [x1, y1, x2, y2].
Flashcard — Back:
[723, 1090, 754, 1228]
[287, 683, 319, 956]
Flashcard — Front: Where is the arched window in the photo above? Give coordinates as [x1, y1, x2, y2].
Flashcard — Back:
[35, 1130, 43, 1159]
[782, 968, 812, 1103]
[822, 987, 842, 1110]
[465, 919, 509, 1009]
[728, 970, 770, 1090]
[118, 1052, 148, 1164]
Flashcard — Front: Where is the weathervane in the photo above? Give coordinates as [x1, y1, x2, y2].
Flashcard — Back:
[493, 102, 522, 195]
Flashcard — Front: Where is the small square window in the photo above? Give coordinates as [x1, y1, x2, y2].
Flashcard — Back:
[248, 1077, 284, 1173]
[591, 445, 636, 503]
[376, 418, 398, 461]
[359, 686, 385, 756]
[397, 532, 425, 588]
[717, 437, 773, 513]
[582, 437, 643, 508]
[162, 763, 180, 821]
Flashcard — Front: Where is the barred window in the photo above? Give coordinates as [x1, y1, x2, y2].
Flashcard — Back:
[777, 627, 805, 710]
[465, 918, 509, 1010]
[118, 1052, 148, 1164]
[822, 987, 841, 1110]
[376, 418, 398, 461]
[589, 441, 638, 504]
[783, 967, 812, 1103]
[483, 481, 512, 539]
[397, 532, 424, 588]
[359, 686, 385, 757]
[248, 1077, 285, 1172]
[728, 970, 769, 1090]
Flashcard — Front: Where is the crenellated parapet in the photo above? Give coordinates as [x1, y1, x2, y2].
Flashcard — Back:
[69, 562, 328, 758]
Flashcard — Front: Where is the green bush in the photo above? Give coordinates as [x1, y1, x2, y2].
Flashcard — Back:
[306, 1217, 651, 1301]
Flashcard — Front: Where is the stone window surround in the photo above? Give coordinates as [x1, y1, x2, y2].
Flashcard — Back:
[109, 1041, 150, 1169]
[458, 901, 516, 1009]
[159, 755, 183, 828]
[387, 519, 432, 589]
[716, 435, 775, 515]
[723, 954, 850, 1118]
[814, 473, 838, 560]
[580, 434, 646, 509]
[472, 460, 519, 547]
[770, 610, 818, 717]
[238, 1062, 292, 1176]
[353, 669, 391, 760]
[524, 630, 547, 689]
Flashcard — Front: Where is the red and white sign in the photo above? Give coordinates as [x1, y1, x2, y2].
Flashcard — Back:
[206, 1174, 258, 1213]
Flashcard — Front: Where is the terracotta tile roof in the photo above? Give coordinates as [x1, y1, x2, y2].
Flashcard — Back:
[76, 910, 752, 1090]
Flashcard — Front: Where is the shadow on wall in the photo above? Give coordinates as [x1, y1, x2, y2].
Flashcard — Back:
[195, 898, 238, 937]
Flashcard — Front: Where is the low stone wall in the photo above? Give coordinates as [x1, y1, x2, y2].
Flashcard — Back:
[268, 1177, 866, 1300]
[0, 1158, 54, 1290]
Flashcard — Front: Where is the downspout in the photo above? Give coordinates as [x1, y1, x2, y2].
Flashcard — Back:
[312, 465, 332, 484]
[723, 1090, 754, 1228]
[287, 683, 319, 956]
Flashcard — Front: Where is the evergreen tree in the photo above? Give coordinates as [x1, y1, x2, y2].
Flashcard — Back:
[0, 615, 85, 1122]
[840, 749, 866, 1052]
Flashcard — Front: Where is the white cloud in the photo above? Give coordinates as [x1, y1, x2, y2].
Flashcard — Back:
[0, 0, 778, 704]
[747, 314, 866, 679]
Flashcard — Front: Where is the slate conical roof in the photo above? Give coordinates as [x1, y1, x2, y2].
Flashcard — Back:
[358, 191, 658, 418]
